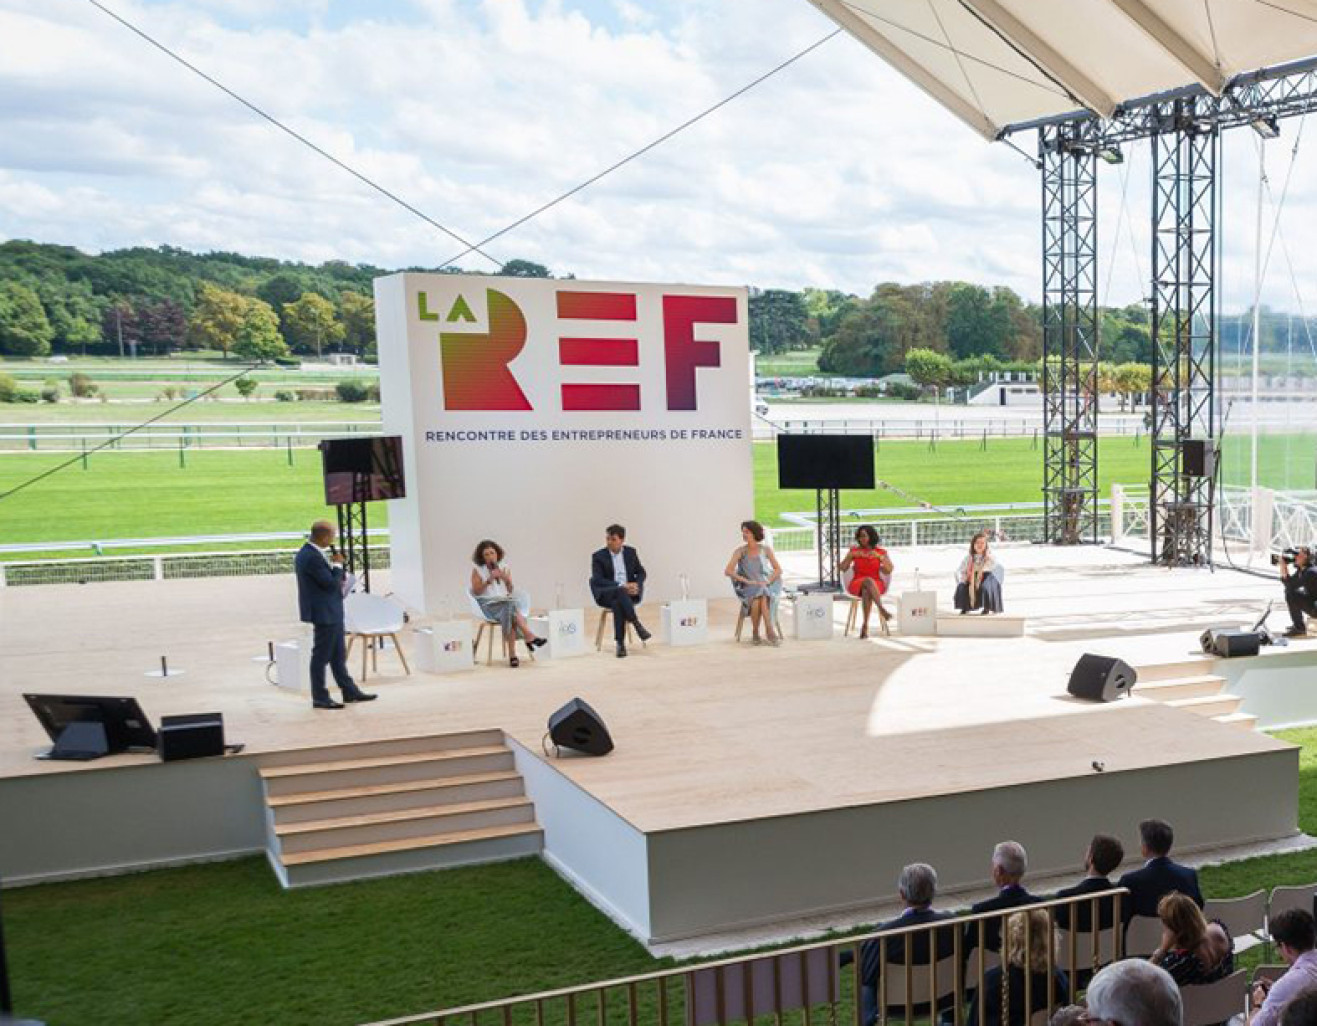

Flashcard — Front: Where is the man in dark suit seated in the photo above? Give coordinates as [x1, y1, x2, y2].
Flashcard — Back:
[590, 524, 651, 659]
[1054, 833, 1125, 931]
[839, 863, 956, 1026]
[1117, 818, 1203, 924]
[295, 520, 376, 710]
[964, 841, 1038, 956]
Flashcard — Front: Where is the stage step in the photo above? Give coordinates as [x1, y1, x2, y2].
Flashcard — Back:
[1131, 658, 1216, 683]
[257, 728, 505, 769]
[934, 613, 1025, 638]
[1166, 694, 1244, 718]
[1214, 712, 1260, 730]
[260, 732, 541, 888]
[1136, 675, 1227, 703]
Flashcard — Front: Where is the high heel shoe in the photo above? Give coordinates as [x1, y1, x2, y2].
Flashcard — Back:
[510, 656, 520, 668]
[859, 625, 869, 639]
[529, 637, 548, 649]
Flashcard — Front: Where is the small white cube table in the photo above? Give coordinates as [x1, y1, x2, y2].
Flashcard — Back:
[898, 591, 938, 636]
[527, 609, 587, 660]
[414, 621, 477, 673]
[791, 592, 835, 640]
[274, 637, 311, 692]
[661, 599, 709, 647]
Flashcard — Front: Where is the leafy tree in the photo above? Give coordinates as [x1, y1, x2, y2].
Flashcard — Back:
[499, 259, 550, 278]
[188, 284, 249, 358]
[232, 299, 288, 362]
[68, 372, 98, 398]
[905, 347, 954, 393]
[234, 376, 258, 400]
[0, 281, 54, 356]
[749, 289, 810, 355]
[1114, 362, 1151, 410]
[339, 291, 375, 355]
[137, 298, 187, 355]
[283, 292, 344, 357]
[256, 273, 307, 312]
[0, 373, 18, 402]
[336, 379, 370, 402]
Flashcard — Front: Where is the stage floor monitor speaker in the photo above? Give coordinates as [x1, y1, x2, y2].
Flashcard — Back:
[1067, 654, 1137, 703]
[1203, 629, 1262, 659]
[548, 698, 613, 756]
[158, 712, 225, 762]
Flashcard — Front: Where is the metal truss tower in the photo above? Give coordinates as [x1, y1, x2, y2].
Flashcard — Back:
[1040, 123, 1099, 545]
[1148, 98, 1218, 566]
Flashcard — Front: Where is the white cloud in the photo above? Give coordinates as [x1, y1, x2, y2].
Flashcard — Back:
[1, 0, 1313, 312]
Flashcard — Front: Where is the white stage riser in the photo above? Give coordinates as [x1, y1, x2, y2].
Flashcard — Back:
[1214, 646, 1317, 730]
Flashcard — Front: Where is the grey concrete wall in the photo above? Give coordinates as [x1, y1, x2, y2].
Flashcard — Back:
[1218, 648, 1317, 730]
[644, 748, 1298, 943]
[0, 756, 267, 885]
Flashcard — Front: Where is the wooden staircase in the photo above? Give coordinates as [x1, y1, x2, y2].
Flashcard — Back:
[1132, 658, 1257, 731]
[259, 729, 543, 888]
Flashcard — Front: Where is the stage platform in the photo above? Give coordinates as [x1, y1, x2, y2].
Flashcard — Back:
[0, 544, 1305, 949]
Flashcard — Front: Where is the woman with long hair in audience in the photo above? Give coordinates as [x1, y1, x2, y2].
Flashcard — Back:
[726, 520, 783, 646]
[1150, 891, 1234, 985]
[955, 530, 1004, 615]
[969, 909, 1069, 1026]
[470, 539, 545, 668]
[839, 524, 894, 638]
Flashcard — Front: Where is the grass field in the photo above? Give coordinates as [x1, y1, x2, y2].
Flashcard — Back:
[0, 399, 380, 424]
[0, 438, 1158, 550]
[6, 726, 1317, 1025]
[755, 347, 827, 377]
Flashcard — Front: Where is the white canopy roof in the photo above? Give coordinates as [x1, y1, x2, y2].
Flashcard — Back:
[806, 0, 1317, 138]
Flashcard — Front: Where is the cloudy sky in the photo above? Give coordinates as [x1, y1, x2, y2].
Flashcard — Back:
[2, 0, 1316, 312]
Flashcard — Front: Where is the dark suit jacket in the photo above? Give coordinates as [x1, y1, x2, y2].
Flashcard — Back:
[965, 886, 1039, 954]
[1053, 876, 1117, 931]
[295, 542, 345, 625]
[858, 907, 957, 986]
[1116, 856, 1203, 922]
[590, 546, 647, 603]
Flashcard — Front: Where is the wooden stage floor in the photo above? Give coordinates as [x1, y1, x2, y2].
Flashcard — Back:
[0, 543, 1293, 831]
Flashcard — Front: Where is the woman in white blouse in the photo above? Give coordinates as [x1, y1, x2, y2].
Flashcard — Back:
[470, 539, 545, 667]
[954, 531, 1004, 614]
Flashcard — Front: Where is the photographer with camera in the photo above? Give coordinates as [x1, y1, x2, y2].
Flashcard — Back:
[1277, 545, 1317, 638]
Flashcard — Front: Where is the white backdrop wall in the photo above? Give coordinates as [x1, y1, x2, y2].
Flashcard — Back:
[375, 273, 753, 616]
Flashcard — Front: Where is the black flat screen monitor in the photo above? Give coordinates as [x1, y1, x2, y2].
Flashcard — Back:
[24, 693, 158, 756]
[777, 434, 874, 490]
[319, 436, 406, 505]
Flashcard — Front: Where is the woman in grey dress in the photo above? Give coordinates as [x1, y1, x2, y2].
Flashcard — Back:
[724, 520, 784, 645]
[470, 539, 545, 667]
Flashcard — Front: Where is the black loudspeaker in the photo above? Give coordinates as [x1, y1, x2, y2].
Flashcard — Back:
[1181, 439, 1217, 478]
[158, 713, 225, 762]
[1067, 654, 1137, 703]
[547, 698, 613, 757]
[1202, 629, 1262, 658]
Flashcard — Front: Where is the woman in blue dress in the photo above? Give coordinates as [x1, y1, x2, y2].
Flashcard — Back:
[725, 520, 784, 646]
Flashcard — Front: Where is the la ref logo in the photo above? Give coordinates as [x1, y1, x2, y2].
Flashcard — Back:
[417, 286, 738, 413]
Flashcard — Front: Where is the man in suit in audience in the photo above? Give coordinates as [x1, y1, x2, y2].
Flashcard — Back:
[589, 524, 651, 659]
[1054, 833, 1124, 931]
[964, 841, 1038, 954]
[839, 863, 956, 1026]
[295, 520, 376, 710]
[1117, 819, 1203, 924]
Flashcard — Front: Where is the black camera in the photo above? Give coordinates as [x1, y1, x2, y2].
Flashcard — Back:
[1273, 548, 1304, 566]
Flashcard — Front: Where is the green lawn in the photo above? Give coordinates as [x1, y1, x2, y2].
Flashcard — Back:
[5, 727, 1316, 1025]
[0, 399, 379, 424]
[755, 347, 827, 377]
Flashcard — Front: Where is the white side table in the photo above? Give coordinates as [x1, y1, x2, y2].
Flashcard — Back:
[414, 621, 476, 673]
[791, 592, 835, 640]
[274, 637, 311, 691]
[898, 590, 938, 636]
[527, 609, 587, 660]
[660, 599, 708, 647]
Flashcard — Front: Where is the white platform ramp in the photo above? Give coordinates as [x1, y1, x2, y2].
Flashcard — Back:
[935, 613, 1026, 637]
[259, 729, 542, 888]
[1132, 657, 1258, 731]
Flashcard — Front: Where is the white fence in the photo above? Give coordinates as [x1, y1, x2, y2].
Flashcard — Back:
[0, 420, 379, 452]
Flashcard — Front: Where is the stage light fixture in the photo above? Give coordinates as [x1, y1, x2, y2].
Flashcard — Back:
[1097, 145, 1124, 165]
[1251, 115, 1280, 140]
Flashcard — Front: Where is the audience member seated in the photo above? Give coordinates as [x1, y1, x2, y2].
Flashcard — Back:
[839, 862, 956, 1026]
[955, 531, 1004, 615]
[1048, 1007, 1088, 1026]
[1086, 958, 1182, 1026]
[966, 841, 1038, 955]
[968, 909, 1070, 1026]
[469, 539, 545, 668]
[1054, 833, 1125, 932]
[726, 520, 783, 646]
[1248, 910, 1317, 1026]
[839, 524, 893, 638]
[1150, 892, 1234, 986]
[1118, 819, 1204, 923]
[1280, 989, 1317, 1026]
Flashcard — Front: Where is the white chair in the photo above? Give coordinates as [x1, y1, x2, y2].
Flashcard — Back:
[1055, 926, 1118, 973]
[343, 593, 411, 682]
[1124, 915, 1164, 958]
[465, 589, 535, 666]
[594, 608, 635, 651]
[1269, 882, 1317, 921]
[1179, 970, 1248, 1026]
[734, 600, 784, 642]
[841, 568, 892, 636]
[1203, 890, 1268, 948]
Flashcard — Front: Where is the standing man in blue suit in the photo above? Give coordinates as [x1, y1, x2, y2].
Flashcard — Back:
[295, 520, 376, 710]
[590, 524, 651, 658]
[1117, 818, 1203, 923]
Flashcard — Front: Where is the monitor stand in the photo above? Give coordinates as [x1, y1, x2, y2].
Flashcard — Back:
[37, 721, 109, 761]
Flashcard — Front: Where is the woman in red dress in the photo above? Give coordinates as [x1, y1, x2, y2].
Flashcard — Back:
[839, 525, 893, 638]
